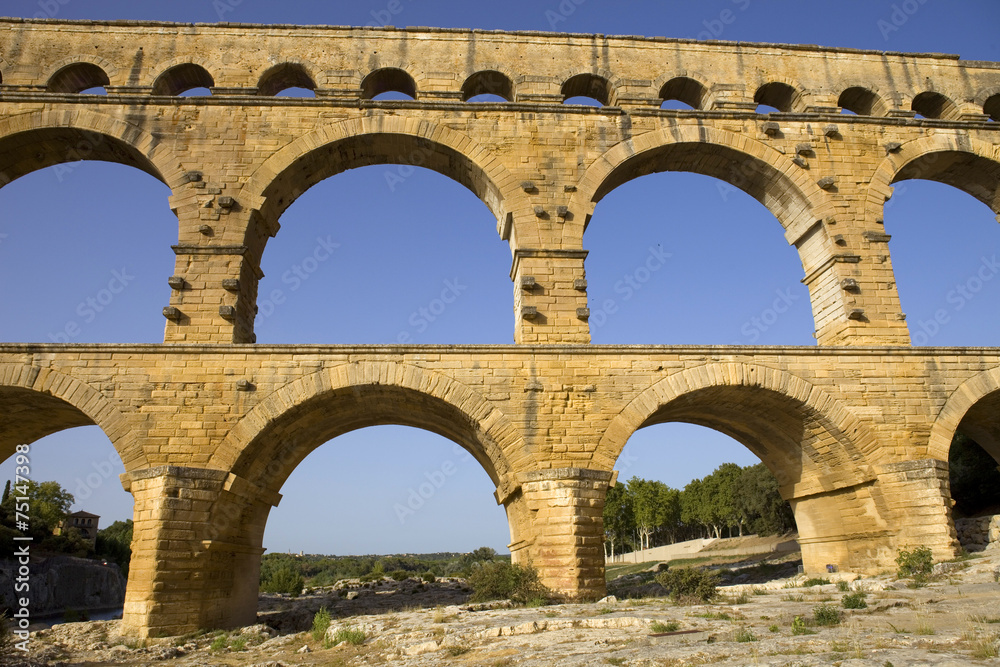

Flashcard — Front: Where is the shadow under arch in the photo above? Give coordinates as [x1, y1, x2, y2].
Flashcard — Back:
[210, 360, 528, 494]
[0, 109, 185, 190]
[928, 366, 1000, 464]
[864, 135, 1000, 223]
[0, 362, 146, 470]
[242, 115, 528, 246]
[593, 363, 897, 572]
[572, 125, 834, 245]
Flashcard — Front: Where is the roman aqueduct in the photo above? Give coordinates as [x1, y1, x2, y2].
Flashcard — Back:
[0, 18, 998, 636]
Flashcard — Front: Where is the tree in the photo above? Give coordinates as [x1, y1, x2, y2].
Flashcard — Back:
[96, 519, 134, 576]
[261, 564, 304, 596]
[736, 463, 796, 535]
[2, 480, 9, 504]
[459, 546, 497, 573]
[603, 482, 634, 559]
[705, 463, 742, 537]
[628, 477, 681, 550]
[0, 479, 74, 539]
[657, 486, 682, 544]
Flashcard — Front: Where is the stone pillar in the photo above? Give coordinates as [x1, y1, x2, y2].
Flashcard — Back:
[790, 479, 894, 574]
[121, 466, 276, 638]
[511, 249, 590, 344]
[790, 459, 958, 575]
[163, 246, 255, 344]
[795, 218, 910, 346]
[501, 468, 609, 600]
[875, 459, 959, 562]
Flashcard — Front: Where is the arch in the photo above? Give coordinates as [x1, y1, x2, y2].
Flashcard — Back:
[151, 63, 215, 96]
[561, 73, 614, 106]
[911, 91, 959, 120]
[243, 115, 525, 243]
[209, 361, 527, 494]
[256, 62, 316, 96]
[361, 67, 417, 99]
[0, 363, 146, 470]
[928, 367, 1000, 463]
[572, 124, 834, 244]
[461, 70, 513, 102]
[754, 81, 803, 113]
[864, 135, 1000, 223]
[0, 109, 185, 190]
[838, 86, 888, 116]
[983, 93, 1000, 122]
[658, 76, 707, 110]
[594, 363, 880, 499]
[47, 62, 110, 93]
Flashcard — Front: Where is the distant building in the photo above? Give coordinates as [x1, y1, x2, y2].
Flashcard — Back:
[57, 510, 100, 546]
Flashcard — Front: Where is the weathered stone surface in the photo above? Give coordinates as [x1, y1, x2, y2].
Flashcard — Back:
[22, 549, 1000, 666]
[0, 18, 998, 639]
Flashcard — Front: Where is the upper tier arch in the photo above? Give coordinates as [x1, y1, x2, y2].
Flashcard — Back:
[0, 109, 185, 190]
[242, 115, 530, 246]
[864, 135, 1000, 223]
[570, 124, 835, 245]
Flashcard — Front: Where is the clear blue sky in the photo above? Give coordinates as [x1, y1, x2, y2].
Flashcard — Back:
[1, 1, 998, 556]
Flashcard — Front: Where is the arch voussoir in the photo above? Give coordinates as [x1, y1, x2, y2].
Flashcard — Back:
[928, 367, 1000, 461]
[0, 363, 146, 470]
[211, 360, 527, 489]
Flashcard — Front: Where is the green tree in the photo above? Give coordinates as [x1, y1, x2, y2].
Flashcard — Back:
[96, 519, 133, 576]
[0, 479, 74, 539]
[628, 477, 682, 550]
[736, 463, 796, 535]
[2, 480, 9, 504]
[260, 561, 304, 595]
[657, 485, 682, 544]
[603, 482, 635, 558]
[706, 463, 742, 537]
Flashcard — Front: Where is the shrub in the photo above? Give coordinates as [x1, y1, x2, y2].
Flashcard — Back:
[311, 607, 331, 641]
[791, 616, 815, 635]
[388, 569, 410, 581]
[330, 627, 366, 646]
[836, 581, 850, 592]
[813, 604, 841, 626]
[842, 592, 867, 609]
[209, 635, 228, 652]
[654, 567, 718, 603]
[803, 577, 830, 587]
[895, 547, 933, 579]
[735, 627, 757, 643]
[260, 564, 304, 596]
[229, 637, 247, 651]
[422, 571, 436, 583]
[650, 621, 680, 633]
[467, 561, 548, 604]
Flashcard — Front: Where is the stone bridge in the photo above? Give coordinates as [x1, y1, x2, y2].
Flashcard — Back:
[0, 18, 998, 637]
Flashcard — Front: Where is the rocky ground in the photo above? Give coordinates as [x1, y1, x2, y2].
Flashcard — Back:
[6, 550, 1000, 667]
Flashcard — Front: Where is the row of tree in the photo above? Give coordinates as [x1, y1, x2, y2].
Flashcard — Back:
[603, 462, 796, 558]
